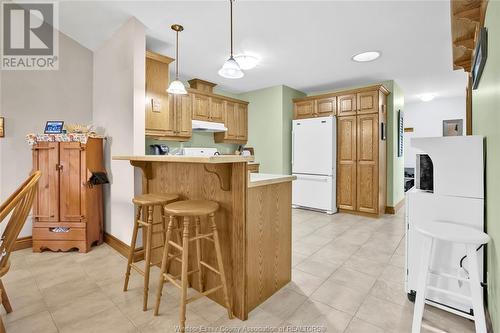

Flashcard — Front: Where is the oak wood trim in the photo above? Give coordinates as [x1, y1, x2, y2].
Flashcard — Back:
[13, 236, 32, 251]
[186, 87, 249, 105]
[385, 198, 405, 215]
[293, 84, 390, 103]
[104, 233, 144, 262]
[146, 50, 174, 64]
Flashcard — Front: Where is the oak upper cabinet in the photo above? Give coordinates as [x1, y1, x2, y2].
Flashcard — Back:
[209, 97, 224, 123]
[236, 103, 248, 141]
[214, 100, 249, 143]
[145, 51, 175, 137]
[357, 90, 379, 114]
[192, 93, 210, 121]
[337, 94, 357, 116]
[294, 100, 315, 119]
[175, 94, 193, 138]
[356, 113, 379, 214]
[337, 116, 357, 211]
[316, 97, 337, 117]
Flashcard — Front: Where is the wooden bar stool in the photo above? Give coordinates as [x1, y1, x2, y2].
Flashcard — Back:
[412, 221, 490, 333]
[154, 200, 233, 330]
[123, 193, 180, 311]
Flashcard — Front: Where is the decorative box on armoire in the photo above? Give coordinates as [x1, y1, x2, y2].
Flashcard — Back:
[28, 134, 105, 253]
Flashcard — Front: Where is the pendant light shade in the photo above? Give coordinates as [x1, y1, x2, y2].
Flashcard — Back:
[167, 24, 187, 94]
[219, 0, 244, 79]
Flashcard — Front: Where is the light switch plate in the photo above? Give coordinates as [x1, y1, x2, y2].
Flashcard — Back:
[152, 98, 161, 112]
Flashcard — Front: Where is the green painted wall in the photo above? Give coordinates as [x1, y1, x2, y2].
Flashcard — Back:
[308, 81, 405, 208]
[472, 2, 500, 331]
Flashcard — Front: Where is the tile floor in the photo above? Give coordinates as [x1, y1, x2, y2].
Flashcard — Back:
[1, 209, 476, 332]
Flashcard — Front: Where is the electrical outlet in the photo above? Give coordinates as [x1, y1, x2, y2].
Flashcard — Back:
[151, 98, 161, 112]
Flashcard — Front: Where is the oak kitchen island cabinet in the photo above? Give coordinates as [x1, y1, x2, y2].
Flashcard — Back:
[113, 155, 295, 320]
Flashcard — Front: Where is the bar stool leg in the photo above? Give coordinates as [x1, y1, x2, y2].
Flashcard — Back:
[195, 216, 204, 292]
[466, 244, 487, 333]
[154, 215, 175, 316]
[209, 213, 233, 319]
[179, 217, 191, 331]
[412, 236, 434, 333]
[143, 205, 154, 311]
[124, 205, 141, 292]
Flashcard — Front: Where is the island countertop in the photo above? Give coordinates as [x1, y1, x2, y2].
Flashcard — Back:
[249, 173, 296, 188]
[112, 155, 253, 164]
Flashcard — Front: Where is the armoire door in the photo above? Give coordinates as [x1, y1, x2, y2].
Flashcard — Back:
[59, 142, 85, 222]
[356, 113, 379, 214]
[32, 142, 59, 222]
[337, 94, 357, 116]
[337, 116, 357, 210]
[357, 90, 379, 114]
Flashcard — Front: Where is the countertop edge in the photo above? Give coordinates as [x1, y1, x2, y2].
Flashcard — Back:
[248, 175, 297, 188]
[113, 155, 253, 164]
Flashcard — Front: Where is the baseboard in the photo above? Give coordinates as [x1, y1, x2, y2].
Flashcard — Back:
[104, 233, 144, 262]
[13, 236, 33, 251]
[385, 198, 405, 215]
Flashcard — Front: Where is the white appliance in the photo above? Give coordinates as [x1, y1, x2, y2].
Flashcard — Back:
[406, 136, 484, 317]
[182, 147, 218, 156]
[192, 120, 227, 132]
[292, 116, 337, 214]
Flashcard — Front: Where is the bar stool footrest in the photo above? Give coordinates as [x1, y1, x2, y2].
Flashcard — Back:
[200, 261, 220, 275]
[186, 285, 223, 304]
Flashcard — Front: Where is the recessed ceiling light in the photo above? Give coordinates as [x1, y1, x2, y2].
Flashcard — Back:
[419, 93, 436, 102]
[234, 54, 259, 70]
[352, 51, 381, 62]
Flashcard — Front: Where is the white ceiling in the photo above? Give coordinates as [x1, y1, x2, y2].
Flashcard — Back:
[58, 0, 467, 102]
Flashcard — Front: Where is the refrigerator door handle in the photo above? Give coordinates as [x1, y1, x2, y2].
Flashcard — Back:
[295, 174, 331, 182]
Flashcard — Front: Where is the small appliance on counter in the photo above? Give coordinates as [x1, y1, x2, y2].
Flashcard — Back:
[149, 144, 169, 155]
[183, 147, 219, 156]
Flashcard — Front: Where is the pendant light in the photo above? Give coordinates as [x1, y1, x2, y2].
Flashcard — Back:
[167, 24, 188, 94]
[218, 0, 244, 79]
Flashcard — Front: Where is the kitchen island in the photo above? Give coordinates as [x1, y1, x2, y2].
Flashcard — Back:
[113, 155, 295, 320]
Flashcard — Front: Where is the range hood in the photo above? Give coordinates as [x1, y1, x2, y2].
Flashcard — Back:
[192, 120, 227, 132]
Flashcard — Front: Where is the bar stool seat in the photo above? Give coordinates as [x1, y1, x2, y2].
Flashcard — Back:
[412, 220, 490, 333]
[123, 192, 180, 311]
[164, 200, 219, 216]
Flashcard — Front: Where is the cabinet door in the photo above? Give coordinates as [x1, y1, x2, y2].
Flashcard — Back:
[225, 101, 238, 139]
[59, 142, 84, 222]
[176, 94, 193, 137]
[32, 142, 59, 222]
[209, 97, 224, 123]
[337, 94, 357, 116]
[294, 100, 315, 119]
[237, 104, 248, 141]
[357, 90, 379, 114]
[356, 114, 379, 214]
[316, 97, 336, 117]
[145, 58, 175, 135]
[192, 93, 210, 120]
[337, 116, 357, 211]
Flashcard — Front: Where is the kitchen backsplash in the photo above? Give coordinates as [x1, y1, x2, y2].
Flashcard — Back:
[146, 132, 239, 155]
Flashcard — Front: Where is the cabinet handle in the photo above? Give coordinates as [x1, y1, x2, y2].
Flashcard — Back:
[33, 215, 55, 218]
[56, 164, 63, 171]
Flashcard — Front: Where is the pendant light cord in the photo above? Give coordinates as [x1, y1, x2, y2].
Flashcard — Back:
[175, 30, 179, 80]
[230, 0, 234, 57]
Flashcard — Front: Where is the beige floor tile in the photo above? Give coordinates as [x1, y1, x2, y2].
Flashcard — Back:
[299, 233, 334, 247]
[342, 255, 386, 277]
[355, 295, 413, 332]
[308, 242, 359, 264]
[212, 307, 282, 328]
[354, 247, 392, 264]
[285, 299, 352, 333]
[60, 307, 137, 333]
[258, 288, 308, 320]
[291, 252, 308, 267]
[310, 280, 367, 315]
[41, 276, 100, 309]
[369, 279, 409, 306]
[379, 264, 406, 284]
[294, 257, 341, 279]
[188, 294, 231, 323]
[344, 317, 385, 333]
[327, 267, 376, 293]
[286, 269, 327, 296]
[334, 229, 373, 246]
[310, 222, 351, 239]
[389, 253, 406, 268]
[2, 287, 47, 324]
[292, 240, 324, 256]
[6, 310, 58, 333]
[51, 290, 116, 329]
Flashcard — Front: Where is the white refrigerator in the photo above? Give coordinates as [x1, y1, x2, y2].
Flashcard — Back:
[292, 116, 337, 214]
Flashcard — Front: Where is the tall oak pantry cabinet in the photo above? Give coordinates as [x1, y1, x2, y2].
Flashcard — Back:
[293, 85, 389, 216]
[31, 137, 105, 252]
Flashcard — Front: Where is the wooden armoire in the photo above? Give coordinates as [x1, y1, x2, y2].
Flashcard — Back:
[31, 137, 105, 252]
[293, 84, 389, 216]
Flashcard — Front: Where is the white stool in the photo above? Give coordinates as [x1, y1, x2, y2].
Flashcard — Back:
[412, 221, 490, 333]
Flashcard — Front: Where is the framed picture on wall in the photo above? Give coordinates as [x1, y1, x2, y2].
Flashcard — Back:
[0, 117, 4, 138]
[398, 110, 403, 157]
[443, 119, 463, 136]
[472, 27, 487, 90]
